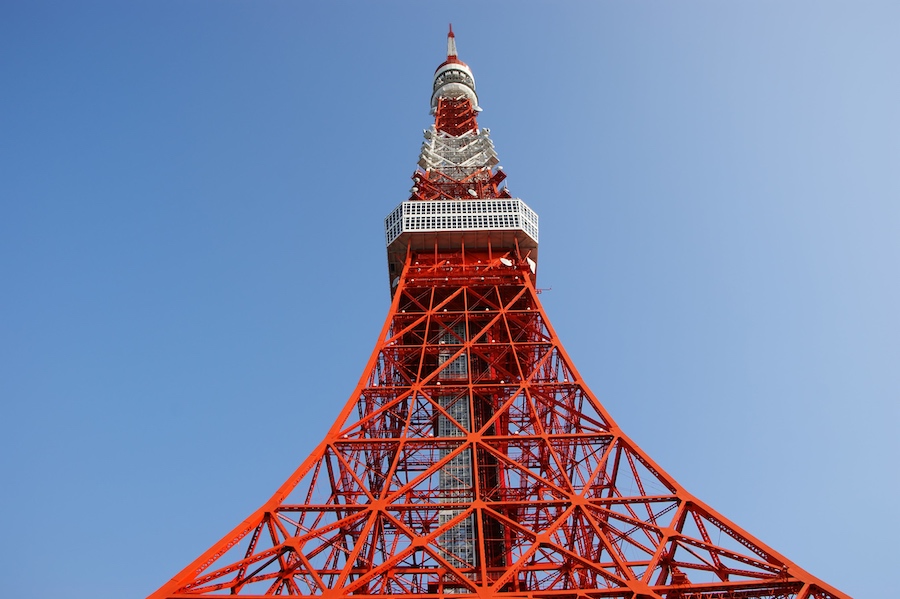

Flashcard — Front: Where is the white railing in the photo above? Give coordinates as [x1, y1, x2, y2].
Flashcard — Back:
[384, 198, 539, 246]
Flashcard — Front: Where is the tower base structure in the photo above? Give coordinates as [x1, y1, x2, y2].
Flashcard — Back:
[150, 248, 849, 599]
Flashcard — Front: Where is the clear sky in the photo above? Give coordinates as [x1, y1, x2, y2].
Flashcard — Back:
[1, 2, 896, 598]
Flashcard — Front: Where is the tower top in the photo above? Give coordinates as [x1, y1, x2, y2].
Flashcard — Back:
[385, 27, 539, 292]
[447, 23, 457, 58]
[431, 24, 478, 111]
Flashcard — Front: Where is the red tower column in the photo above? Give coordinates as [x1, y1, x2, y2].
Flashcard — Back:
[148, 28, 851, 599]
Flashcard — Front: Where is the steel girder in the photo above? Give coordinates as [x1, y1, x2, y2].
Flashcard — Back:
[148, 250, 850, 599]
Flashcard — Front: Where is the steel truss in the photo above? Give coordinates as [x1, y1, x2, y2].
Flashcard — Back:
[149, 250, 849, 599]
[148, 28, 850, 599]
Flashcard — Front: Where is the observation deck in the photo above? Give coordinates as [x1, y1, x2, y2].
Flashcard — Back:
[384, 197, 539, 286]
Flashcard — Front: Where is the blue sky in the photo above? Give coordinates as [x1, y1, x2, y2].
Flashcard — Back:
[1, 2, 896, 597]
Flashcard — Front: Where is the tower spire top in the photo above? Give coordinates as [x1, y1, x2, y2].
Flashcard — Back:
[447, 23, 457, 58]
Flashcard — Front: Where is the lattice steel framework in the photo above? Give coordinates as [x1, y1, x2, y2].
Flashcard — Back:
[148, 27, 851, 599]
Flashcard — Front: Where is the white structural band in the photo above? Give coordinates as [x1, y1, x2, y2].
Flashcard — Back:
[384, 198, 539, 246]
[418, 127, 497, 176]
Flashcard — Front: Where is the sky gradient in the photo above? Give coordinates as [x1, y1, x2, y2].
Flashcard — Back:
[1, 3, 897, 598]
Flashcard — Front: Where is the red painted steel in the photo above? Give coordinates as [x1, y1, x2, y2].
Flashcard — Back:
[148, 30, 851, 599]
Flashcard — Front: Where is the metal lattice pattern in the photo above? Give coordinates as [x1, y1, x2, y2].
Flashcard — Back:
[148, 252, 849, 599]
[149, 29, 850, 599]
[418, 127, 498, 175]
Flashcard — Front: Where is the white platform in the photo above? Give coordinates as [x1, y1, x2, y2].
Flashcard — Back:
[385, 198, 539, 246]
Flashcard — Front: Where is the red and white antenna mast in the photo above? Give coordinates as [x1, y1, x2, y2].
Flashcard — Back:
[386, 25, 530, 288]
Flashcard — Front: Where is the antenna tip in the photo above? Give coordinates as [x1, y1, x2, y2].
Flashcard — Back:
[446, 24, 458, 59]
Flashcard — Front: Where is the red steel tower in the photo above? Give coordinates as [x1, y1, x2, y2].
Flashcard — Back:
[149, 28, 850, 599]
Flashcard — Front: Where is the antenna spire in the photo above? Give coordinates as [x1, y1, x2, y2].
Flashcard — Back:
[447, 23, 457, 58]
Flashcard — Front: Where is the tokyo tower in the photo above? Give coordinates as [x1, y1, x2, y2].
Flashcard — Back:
[149, 28, 851, 599]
